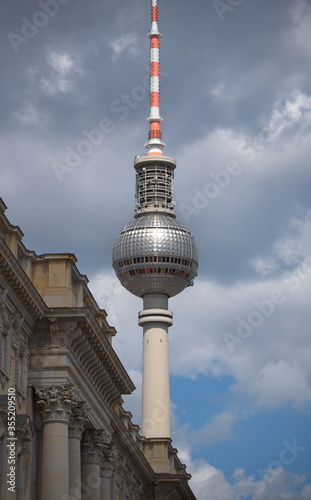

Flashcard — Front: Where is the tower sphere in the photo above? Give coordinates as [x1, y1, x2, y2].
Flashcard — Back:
[112, 213, 198, 298]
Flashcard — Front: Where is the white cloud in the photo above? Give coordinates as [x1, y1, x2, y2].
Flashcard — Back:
[179, 450, 311, 500]
[14, 103, 45, 126]
[249, 212, 311, 275]
[32, 49, 84, 96]
[263, 91, 311, 142]
[192, 410, 238, 446]
[275, 212, 311, 266]
[249, 257, 278, 277]
[167, 206, 311, 411]
[108, 33, 139, 61]
[191, 460, 234, 500]
[252, 359, 311, 410]
[174, 410, 239, 451]
[210, 82, 225, 98]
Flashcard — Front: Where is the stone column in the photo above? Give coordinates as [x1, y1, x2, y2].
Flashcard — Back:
[110, 472, 117, 500]
[100, 462, 112, 500]
[100, 443, 118, 500]
[69, 402, 89, 500]
[36, 385, 77, 500]
[81, 430, 110, 500]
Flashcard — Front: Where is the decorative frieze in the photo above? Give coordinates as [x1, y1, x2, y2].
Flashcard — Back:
[36, 385, 78, 421]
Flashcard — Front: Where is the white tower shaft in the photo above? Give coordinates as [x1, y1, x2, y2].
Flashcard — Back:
[139, 294, 172, 438]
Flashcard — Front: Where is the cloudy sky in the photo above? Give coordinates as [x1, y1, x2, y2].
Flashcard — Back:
[1, 0, 311, 498]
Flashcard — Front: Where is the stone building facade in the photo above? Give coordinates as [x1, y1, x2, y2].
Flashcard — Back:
[0, 198, 196, 500]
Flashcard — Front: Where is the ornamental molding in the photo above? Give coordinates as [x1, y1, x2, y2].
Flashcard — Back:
[35, 385, 78, 422]
[33, 320, 80, 350]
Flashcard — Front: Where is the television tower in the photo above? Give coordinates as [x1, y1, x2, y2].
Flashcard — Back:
[112, 0, 198, 439]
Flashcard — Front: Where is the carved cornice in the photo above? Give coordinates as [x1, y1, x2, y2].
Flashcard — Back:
[0, 236, 46, 320]
[154, 474, 197, 500]
[110, 417, 154, 484]
[32, 310, 134, 408]
[35, 385, 78, 422]
[45, 308, 134, 395]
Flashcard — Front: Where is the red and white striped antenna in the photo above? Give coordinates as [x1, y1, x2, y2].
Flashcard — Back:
[145, 0, 166, 156]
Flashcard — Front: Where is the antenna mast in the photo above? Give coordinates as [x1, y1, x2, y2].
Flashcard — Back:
[145, 0, 166, 155]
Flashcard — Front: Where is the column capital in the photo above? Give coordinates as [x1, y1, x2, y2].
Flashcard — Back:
[35, 385, 78, 422]
[81, 429, 111, 464]
[100, 443, 118, 477]
[69, 401, 89, 437]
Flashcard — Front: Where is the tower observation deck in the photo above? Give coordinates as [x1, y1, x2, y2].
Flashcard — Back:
[112, 0, 198, 439]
